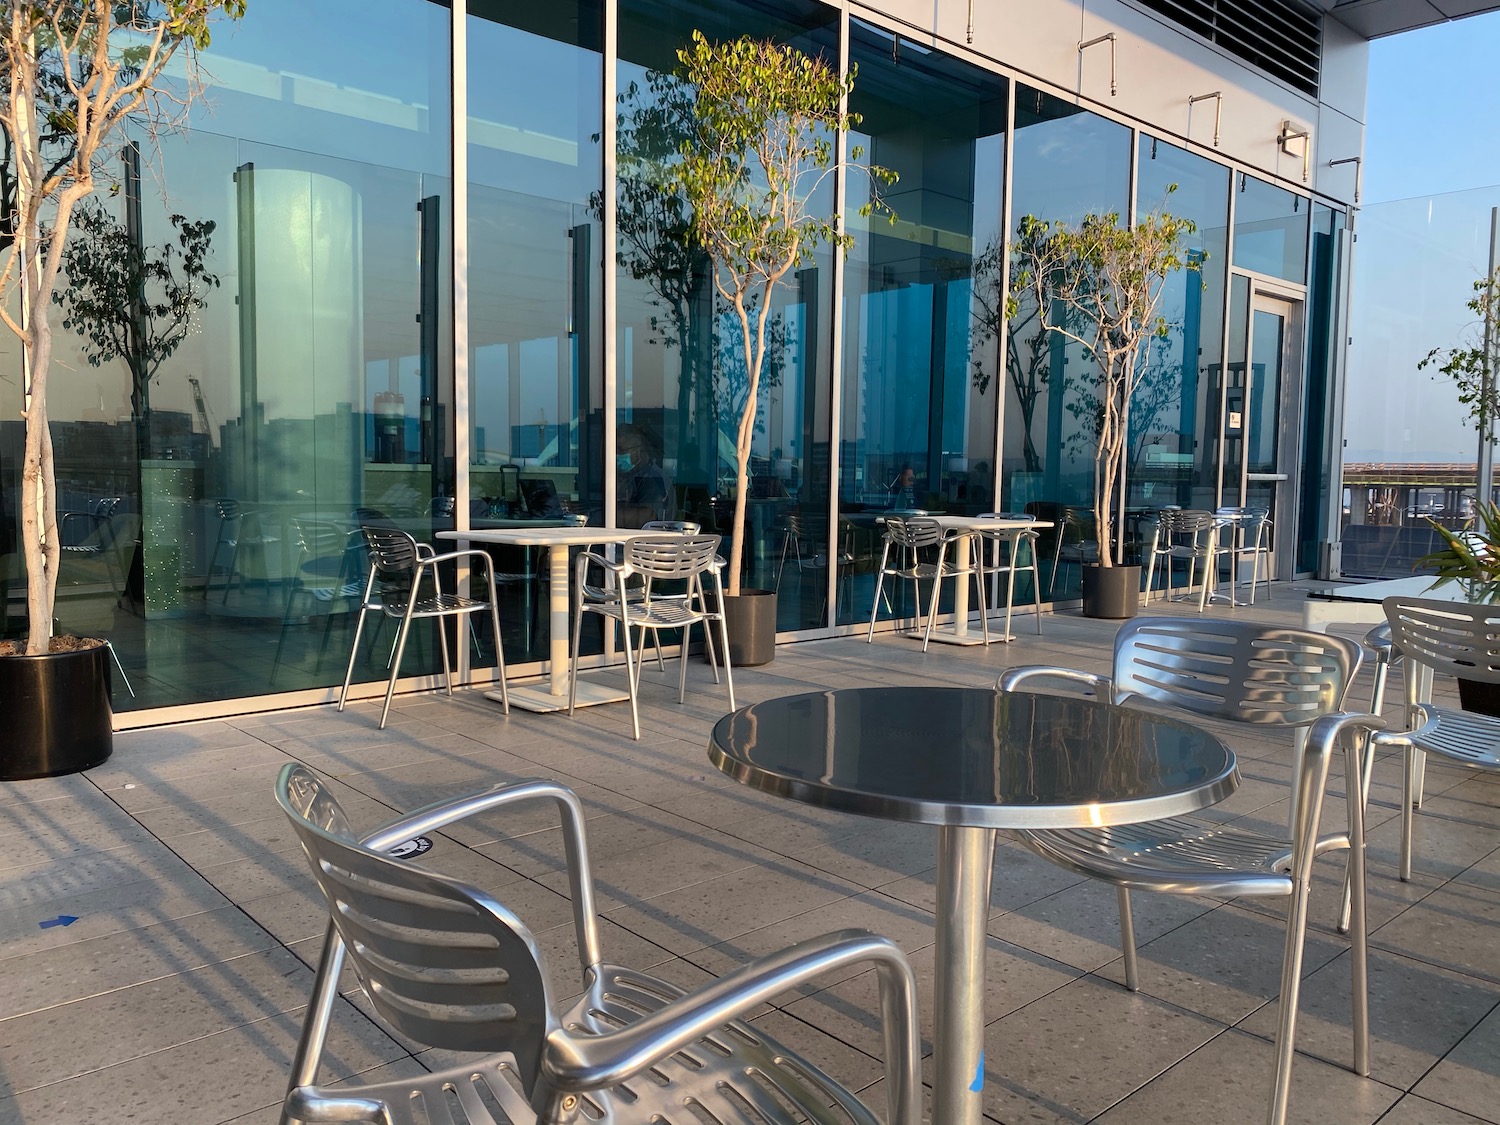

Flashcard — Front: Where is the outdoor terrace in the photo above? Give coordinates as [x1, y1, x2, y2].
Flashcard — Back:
[0, 588, 1494, 1125]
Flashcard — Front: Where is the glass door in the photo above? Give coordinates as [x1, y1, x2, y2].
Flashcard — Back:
[1219, 285, 1304, 581]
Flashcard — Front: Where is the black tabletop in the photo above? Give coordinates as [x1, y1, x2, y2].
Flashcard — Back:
[708, 687, 1239, 829]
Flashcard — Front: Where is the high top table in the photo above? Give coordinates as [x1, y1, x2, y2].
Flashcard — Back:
[709, 687, 1237, 1125]
[438, 526, 678, 713]
[871, 514, 1053, 644]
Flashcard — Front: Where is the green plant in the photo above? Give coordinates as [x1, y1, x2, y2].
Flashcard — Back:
[0, 0, 244, 654]
[1008, 200, 1196, 567]
[1418, 503, 1500, 586]
[1419, 268, 1500, 442]
[673, 30, 894, 595]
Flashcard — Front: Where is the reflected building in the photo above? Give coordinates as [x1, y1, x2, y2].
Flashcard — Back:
[0, 0, 1484, 718]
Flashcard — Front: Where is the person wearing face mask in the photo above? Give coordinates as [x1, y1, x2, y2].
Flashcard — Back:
[619, 425, 671, 524]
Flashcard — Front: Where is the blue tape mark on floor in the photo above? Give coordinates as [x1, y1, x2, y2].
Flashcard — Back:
[970, 1051, 984, 1092]
[39, 915, 78, 929]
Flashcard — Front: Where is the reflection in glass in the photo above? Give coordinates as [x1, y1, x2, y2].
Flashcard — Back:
[1299, 204, 1344, 574]
[1133, 136, 1230, 518]
[469, 0, 604, 661]
[616, 0, 837, 630]
[1005, 86, 1129, 597]
[1232, 173, 1309, 282]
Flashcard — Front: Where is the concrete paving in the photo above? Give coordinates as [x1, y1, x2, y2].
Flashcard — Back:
[0, 585, 1496, 1124]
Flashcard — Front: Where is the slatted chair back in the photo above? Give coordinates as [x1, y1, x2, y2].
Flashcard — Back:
[361, 525, 423, 578]
[1160, 508, 1219, 539]
[641, 519, 702, 534]
[214, 498, 241, 522]
[276, 765, 553, 1083]
[624, 533, 721, 579]
[883, 516, 943, 551]
[290, 518, 351, 563]
[1384, 596, 1500, 685]
[1112, 617, 1362, 727]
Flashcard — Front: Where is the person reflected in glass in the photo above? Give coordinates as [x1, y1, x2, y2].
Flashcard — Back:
[619, 424, 672, 524]
[889, 463, 917, 510]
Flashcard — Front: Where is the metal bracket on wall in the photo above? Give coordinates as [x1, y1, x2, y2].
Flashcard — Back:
[1328, 156, 1363, 204]
[1277, 120, 1311, 182]
[1188, 91, 1222, 147]
[1079, 33, 1117, 96]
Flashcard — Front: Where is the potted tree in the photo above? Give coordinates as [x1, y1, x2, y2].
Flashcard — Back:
[0, 0, 243, 779]
[1010, 202, 1196, 618]
[1418, 502, 1500, 716]
[673, 30, 892, 664]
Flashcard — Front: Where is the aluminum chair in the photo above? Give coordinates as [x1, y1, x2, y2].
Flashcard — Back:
[1142, 508, 1220, 609]
[999, 617, 1377, 1125]
[1047, 505, 1098, 595]
[337, 525, 509, 729]
[867, 516, 989, 650]
[1213, 506, 1273, 604]
[569, 534, 733, 740]
[60, 496, 128, 604]
[1364, 621, 1401, 716]
[1370, 596, 1500, 882]
[978, 512, 1042, 637]
[274, 765, 920, 1125]
[775, 511, 855, 617]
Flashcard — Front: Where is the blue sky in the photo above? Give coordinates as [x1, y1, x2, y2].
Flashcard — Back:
[1364, 11, 1500, 204]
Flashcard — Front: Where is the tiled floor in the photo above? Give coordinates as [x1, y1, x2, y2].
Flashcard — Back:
[2, 588, 1498, 1124]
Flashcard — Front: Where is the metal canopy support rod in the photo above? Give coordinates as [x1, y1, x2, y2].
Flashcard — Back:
[1278, 121, 1311, 182]
[1189, 90, 1223, 147]
[1328, 156, 1363, 204]
[1079, 33, 1117, 96]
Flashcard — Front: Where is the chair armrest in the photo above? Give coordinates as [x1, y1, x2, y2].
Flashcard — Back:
[361, 780, 602, 971]
[537, 929, 920, 1125]
[997, 665, 1111, 696]
[416, 546, 495, 569]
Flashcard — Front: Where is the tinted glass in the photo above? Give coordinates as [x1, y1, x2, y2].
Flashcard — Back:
[837, 25, 1007, 626]
[1232, 173, 1310, 281]
[615, 0, 837, 629]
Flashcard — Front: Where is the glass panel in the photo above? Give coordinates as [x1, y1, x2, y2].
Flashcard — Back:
[1232, 173, 1309, 282]
[9, 0, 455, 708]
[468, 0, 604, 662]
[616, 0, 837, 630]
[1341, 189, 1491, 577]
[837, 24, 1008, 627]
[1131, 135, 1230, 531]
[1004, 85, 1130, 595]
[1298, 204, 1343, 574]
[1248, 309, 1284, 475]
[1217, 275, 1252, 507]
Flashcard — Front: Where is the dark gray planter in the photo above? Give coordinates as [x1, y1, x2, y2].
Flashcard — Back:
[0, 641, 113, 780]
[722, 588, 777, 666]
[1458, 677, 1500, 717]
[1081, 564, 1141, 620]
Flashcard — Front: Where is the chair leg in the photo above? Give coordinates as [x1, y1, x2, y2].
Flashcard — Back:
[1266, 878, 1317, 1125]
[1005, 559, 1018, 640]
[488, 593, 509, 714]
[1339, 733, 1378, 935]
[567, 600, 585, 718]
[338, 606, 372, 712]
[1030, 558, 1043, 635]
[1368, 660, 1388, 716]
[623, 616, 642, 741]
[676, 625, 689, 704]
[105, 641, 135, 699]
[1346, 738, 1371, 1078]
[867, 543, 891, 643]
[437, 615, 455, 697]
[379, 613, 415, 730]
[976, 556, 990, 647]
[1143, 551, 1158, 606]
[718, 607, 736, 711]
[1400, 743, 1416, 881]
[1117, 886, 1140, 992]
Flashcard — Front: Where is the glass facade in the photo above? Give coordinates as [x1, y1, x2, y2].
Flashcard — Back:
[0, 0, 1350, 716]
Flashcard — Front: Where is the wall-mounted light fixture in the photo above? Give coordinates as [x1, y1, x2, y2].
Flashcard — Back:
[1079, 33, 1117, 97]
[1188, 91, 1222, 148]
[1277, 120, 1311, 183]
[1328, 156, 1363, 204]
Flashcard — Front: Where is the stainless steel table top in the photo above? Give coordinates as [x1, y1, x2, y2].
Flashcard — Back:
[708, 687, 1238, 830]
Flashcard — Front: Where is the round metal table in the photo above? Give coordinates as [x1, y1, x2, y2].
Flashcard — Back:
[708, 686, 1238, 1125]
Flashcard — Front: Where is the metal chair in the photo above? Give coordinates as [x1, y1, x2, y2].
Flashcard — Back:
[775, 511, 854, 617]
[1143, 508, 1220, 610]
[275, 765, 920, 1125]
[977, 513, 1042, 638]
[1047, 505, 1099, 595]
[271, 518, 367, 683]
[1364, 621, 1401, 716]
[569, 534, 733, 740]
[206, 498, 280, 604]
[867, 516, 989, 650]
[1371, 596, 1500, 882]
[337, 525, 509, 729]
[60, 496, 128, 603]
[1213, 506, 1273, 604]
[999, 617, 1377, 1125]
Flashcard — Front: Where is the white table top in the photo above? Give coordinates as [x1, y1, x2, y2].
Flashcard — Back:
[437, 527, 678, 548]
[884, 514, 1054, 532]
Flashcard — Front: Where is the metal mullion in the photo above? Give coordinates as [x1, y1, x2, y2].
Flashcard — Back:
[452, 0, 473, 682]
[1119, 125, 1141, 564]
[825, 0, 849, 633]
[1216, 179, 1238, 509]
[992, 79, 1014, 511]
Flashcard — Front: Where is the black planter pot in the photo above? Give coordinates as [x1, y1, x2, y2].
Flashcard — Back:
[1081, 564, 1142, 620]
[0, 642, 113, 780]
[722, 589, 777, 667]
[1458, 677, 1500, 718]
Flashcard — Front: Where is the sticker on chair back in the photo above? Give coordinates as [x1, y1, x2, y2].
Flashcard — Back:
[388, 836, 434, 860]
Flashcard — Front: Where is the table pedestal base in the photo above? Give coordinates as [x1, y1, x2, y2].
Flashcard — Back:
[910, 626, 990, 647]
[933, 824, 998, 1125]
[485, 679, 629, 713]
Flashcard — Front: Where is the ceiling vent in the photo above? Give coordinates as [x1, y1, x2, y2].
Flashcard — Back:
[1130, 0, 1322, 97]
